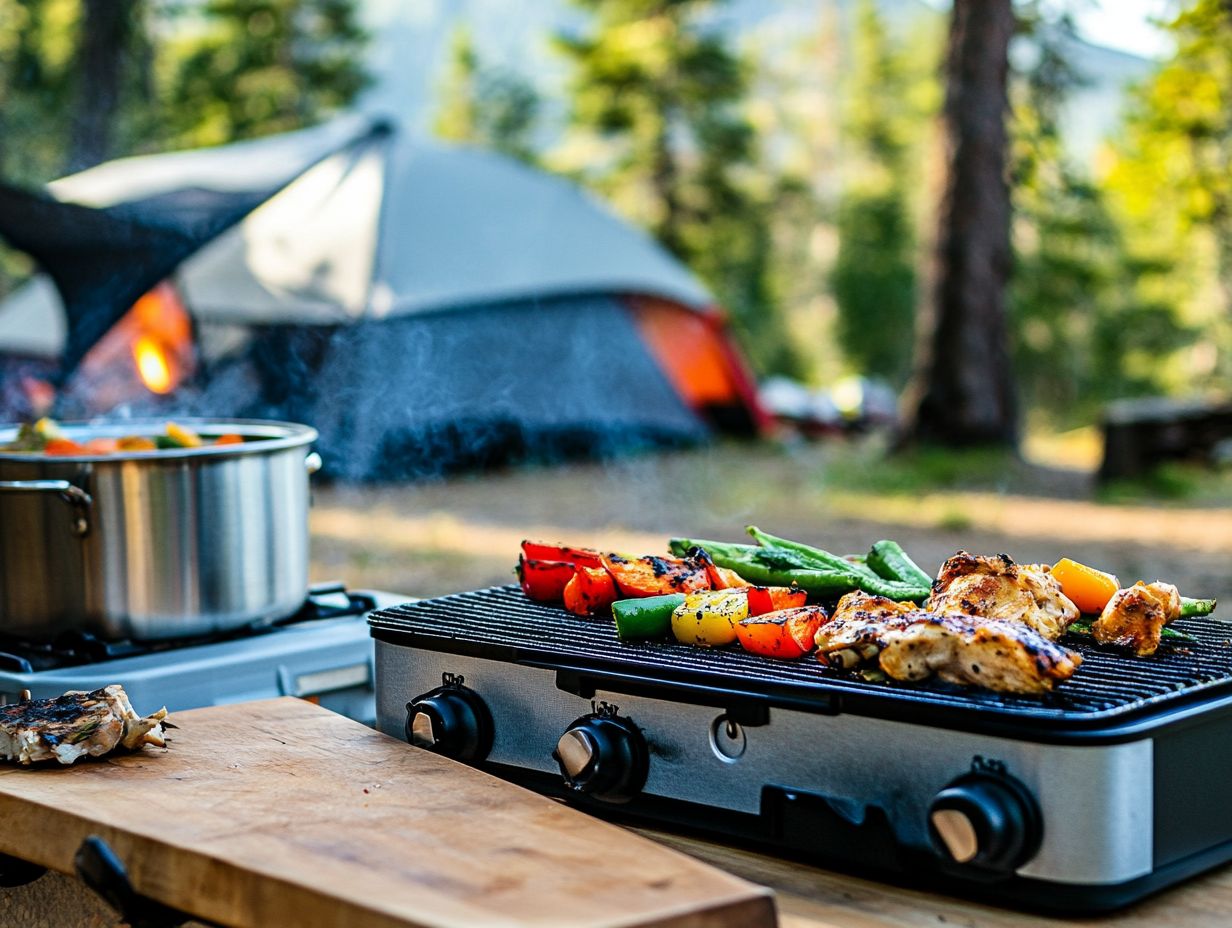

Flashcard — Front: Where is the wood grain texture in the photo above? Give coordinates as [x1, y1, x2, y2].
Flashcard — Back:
[0, 698, 775, 928]
[640, 830, 1232, 928]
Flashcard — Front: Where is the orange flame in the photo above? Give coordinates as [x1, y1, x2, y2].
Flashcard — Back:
[133, 336, 174, 394]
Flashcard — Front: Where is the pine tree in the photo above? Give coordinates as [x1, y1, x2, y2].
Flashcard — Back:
[906, 0, 1017, 447]
[434, 26, 541, 165]
[552, 0, 802, 377]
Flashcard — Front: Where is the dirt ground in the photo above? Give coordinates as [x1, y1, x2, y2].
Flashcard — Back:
[308, 441, 1232, 608]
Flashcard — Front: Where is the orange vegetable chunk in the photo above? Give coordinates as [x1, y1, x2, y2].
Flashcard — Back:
[1051, 557, 1120, 614]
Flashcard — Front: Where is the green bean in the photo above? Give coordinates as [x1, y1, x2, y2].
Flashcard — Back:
[745, 526, 880, 579]
[1067, 620, 1196, 643]
[867, 540, 934, 588]
[669, 538, 929, 601]
[1181, 597, 1217, 617]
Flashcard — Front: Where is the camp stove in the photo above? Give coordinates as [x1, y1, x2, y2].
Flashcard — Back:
[372, 585, 1232, 912]
[0, 584, 390, 724]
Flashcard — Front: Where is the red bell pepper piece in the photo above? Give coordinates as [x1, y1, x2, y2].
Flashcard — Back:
[563, 566, 618, 616]
[746, 586, 808, 616]
[601, 554, 711, 598]
[517, 557, 577, 602]
[734, 606, 829, 659]
[520, 540, 605, 569]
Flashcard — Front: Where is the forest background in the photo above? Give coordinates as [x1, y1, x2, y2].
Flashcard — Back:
[2, 0, 1229, 459]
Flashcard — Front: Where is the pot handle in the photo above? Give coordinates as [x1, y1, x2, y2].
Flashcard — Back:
[0, 479, 92, 537]
[305, 452, 323, 475]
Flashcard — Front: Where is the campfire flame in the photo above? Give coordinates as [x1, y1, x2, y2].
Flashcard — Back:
[133, 336, 174, 394]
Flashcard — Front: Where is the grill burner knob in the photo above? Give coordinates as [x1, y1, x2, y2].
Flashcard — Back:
[554, 713, 648, 804]
[928, 772, 1043, 872]
[405, 683, 493, 764]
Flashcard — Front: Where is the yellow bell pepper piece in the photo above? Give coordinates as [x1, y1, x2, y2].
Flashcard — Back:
[165, 422, 203, 448]
[671, 590, 749, 647]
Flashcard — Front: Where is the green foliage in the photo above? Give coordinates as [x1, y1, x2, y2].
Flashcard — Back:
[1104, 0, 1232, 385]
[433, 27, 542, 165]
[829, 0, 934, 388]
[551, 0, 804, 378]
[162, 0, 369, 148]
[1010, 5, 1193, 425]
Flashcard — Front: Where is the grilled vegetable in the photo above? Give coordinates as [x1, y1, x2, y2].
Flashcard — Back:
[668, 538, 930, 601]
[520, 541, 605, 568]
[613, 594, 685, 640]
[1067, 620, 1195, 643]
[671, 590, 748, 647]
[1182, 597, 1217, 617]
[735, 605, 828, 659]
[518, 557, 577, 602]
[867, 540, 933, 587]
[746, 526, 865, 575]
[746, 585, 808, 615]
[1050, 558, 1120, 614]
[563, 566, 618, 616]
[602, 554, 711, 598]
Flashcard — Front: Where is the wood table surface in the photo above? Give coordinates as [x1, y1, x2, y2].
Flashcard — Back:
[0, 698, 773, 928]
[636, 828, 1232, 928]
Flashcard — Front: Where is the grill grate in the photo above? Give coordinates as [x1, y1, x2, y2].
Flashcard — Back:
[370, 585, 1232, 732]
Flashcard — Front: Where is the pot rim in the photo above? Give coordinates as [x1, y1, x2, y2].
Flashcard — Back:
[0, 417, 318, 463]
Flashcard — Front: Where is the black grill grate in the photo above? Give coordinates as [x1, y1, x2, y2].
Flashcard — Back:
[370, 585, 1232, 734]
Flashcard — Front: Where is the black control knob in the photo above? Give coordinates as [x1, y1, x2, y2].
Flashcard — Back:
[554, 712, 648, 804]
[928, 772, 1043, 872]
[405, 682, 493, 764]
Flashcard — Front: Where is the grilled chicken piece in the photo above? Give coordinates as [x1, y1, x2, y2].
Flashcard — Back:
[927, 551, 1080, 640]
[816, 598, 1082, 694]
[1092, 581, 1182, 657]
[0, 685, 168, 766]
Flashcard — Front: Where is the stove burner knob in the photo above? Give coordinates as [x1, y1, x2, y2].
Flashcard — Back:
[405, 684, 493, 764]
[554, 714, 648, 804]
[928, 772, 1043, 872]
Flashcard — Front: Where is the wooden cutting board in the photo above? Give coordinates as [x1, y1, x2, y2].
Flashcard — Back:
[0, 698, 774, 928]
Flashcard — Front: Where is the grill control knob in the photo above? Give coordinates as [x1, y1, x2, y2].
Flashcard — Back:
[405, 682, 494, 764]
[928, 772, 1042, 872]
[554, 712, 648, 804]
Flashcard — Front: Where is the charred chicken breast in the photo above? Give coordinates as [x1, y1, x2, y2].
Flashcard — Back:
[0, 685, 168, 766]
[1092, 581, 1182, 657]
[815, 603, 1081, 694]
[927, 551, 1080, 640]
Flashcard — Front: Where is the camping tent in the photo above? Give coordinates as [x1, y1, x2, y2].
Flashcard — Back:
[0, 117, 766, 478]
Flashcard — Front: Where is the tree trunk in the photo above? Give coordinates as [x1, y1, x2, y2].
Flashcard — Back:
[904, 0, 1017, 447]
[68, 0, 135, 172]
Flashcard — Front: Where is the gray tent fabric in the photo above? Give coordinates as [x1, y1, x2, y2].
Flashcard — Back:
[189, 295, 708, 479]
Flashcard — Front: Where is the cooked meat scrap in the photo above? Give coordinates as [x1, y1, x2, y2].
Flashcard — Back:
[0, 685, 168, 766]
[927, 551, 1079, 640]
[816, 609, 1081, 694]
[1092, 581, 1182, 657]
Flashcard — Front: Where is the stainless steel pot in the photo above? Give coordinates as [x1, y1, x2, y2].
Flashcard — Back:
[0, 419, 320, 641]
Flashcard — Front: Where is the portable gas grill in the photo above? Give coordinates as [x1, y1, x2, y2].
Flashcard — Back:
[371, 585, 1232, 912]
